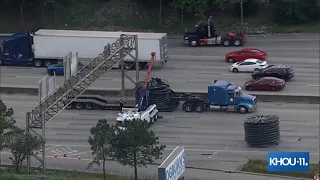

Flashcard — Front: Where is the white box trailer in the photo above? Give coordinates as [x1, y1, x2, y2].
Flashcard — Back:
[33, 29, 169, 69]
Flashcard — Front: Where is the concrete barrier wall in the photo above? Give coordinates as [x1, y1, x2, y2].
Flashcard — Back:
[1, 86, 319, 104]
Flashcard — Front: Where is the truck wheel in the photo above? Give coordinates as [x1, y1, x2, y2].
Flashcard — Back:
[66, 103, 73, 109]
[44, 60, 52, 67]
[223, 39, 231, 46]
[184, 102, 193, 112]
[75, 103, 83, 110]
[195, 103, 204, 113]
[189, 40, 198, 47]
[33, 60, 43, 67]
[233, 38, 242, 46]
[238, 106, 248, 114]
[124, 62, 132, 70]
[85, 103, 93, 110]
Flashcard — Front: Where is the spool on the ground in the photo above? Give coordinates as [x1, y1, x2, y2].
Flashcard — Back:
[244, 115, 280, 147]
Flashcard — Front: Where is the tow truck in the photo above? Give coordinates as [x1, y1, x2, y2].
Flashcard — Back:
[184, 16, 246, 47]
[116, 52, 159, 128]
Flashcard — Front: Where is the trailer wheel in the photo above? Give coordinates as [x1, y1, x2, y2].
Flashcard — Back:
[44, 60, 53, 67]
[66, 103, 73, 109]
[124, 62, 133, 70]
[196, 102, 204, 113]
[85, 103, 93, 110]
[75, 103, 83, 110]
[238, 106, 248, 114]
[33, 60, 43, 67]
[184, 102, 193, 112]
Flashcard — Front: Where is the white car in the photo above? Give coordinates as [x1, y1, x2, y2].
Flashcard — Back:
[229, 58, 268, 73]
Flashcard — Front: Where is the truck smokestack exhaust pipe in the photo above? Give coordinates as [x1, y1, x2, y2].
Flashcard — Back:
[207, 16, 212, 38]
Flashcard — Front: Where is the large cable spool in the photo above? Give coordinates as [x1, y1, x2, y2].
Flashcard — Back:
[136, 78, 180, 112]
[244, 115, 280, 147]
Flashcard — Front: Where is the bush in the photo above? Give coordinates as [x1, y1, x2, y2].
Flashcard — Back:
[273, 0, 320, 24]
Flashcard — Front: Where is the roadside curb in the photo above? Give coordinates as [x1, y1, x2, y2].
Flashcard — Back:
[186, 166, 311, 180]
[0, 86, 319, 104]
[1, 163, 310, 179]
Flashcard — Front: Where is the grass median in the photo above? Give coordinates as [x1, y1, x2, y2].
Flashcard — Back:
[240, 159, 319, 179]
[0, 167, 156, 180]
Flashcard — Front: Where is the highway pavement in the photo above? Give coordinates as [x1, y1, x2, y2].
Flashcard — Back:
[0, 94, 319, 179]
[0, 35, 319, 97]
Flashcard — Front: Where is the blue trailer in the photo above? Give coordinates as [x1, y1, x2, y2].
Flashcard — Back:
[182, 80, 257, 114]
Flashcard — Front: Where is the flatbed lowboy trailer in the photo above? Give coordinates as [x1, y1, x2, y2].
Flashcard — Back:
[66, 80, 257, 114]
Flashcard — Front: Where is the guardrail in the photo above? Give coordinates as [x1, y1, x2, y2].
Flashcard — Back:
[1, 86, 319, 104]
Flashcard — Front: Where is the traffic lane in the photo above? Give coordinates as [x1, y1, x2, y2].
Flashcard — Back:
[2, 69, 319, 96]
[1, 62, 319, 88]
[0, 155, 298, 180]
[4, 94, 319, 152]
[2, 95, 319, 170]
[169, 46, 319, 59]
[152, 103, 319, 153]
[1, 57, 318, 75]
[1, 76, 319, 97]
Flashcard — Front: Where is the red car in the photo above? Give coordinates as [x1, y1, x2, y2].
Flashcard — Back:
[225, 48, 267, 63]
[244, 77, 285, 91]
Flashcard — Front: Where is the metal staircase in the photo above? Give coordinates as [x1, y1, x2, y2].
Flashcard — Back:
[26, 34, 137, 173]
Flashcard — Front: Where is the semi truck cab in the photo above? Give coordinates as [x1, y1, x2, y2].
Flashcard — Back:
[0, 32, 34, 66]
[184, 16, 246, 47]
[183, 80, 256, 114]
[208, 81, 256, 113]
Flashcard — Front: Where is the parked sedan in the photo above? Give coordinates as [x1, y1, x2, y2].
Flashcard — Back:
[244, 77, 286, 91]
[225, 48, 267, 63]
[229, 58, 268, 73]
[47, 62, 84, 75]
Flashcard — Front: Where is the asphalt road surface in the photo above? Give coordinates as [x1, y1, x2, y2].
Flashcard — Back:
[0, 35, 319, 96]
[0, 94, 319, 179]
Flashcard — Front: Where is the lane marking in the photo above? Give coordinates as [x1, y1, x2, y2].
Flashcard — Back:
[45, 145, 60, 151]
[308, 85, 320, 87]
[39, 144, 320, 155]
[66, 151, 92, 157]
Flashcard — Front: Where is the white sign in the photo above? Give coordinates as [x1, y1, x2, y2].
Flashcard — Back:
[48, 74, 56, 95]
[39, 75, 48, 102]
[70, 52, 78, 76]
[39, 73, 57, 102]
[64, 52, 72, 81]
[165, 147, 185, 180]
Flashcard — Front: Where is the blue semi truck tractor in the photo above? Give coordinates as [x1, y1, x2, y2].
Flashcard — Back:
[182, 80, 257, 114]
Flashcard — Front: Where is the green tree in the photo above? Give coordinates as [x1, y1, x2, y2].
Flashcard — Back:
[190, 0, 210, 20]
[7, 129, 43, 174]
[87, 119, 114, 180]
[170, 0, 191, 24]
[215, 0, 265, 24]
[110, 120, 166, 180]
[0, 100, 17, 173]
